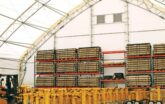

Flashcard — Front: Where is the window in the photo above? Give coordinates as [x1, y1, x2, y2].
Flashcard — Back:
[113, 13, 122, 22]
[97, 15, 105, 24]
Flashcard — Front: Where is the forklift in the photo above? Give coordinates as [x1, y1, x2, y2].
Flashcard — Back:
[0, 74, 18, 104]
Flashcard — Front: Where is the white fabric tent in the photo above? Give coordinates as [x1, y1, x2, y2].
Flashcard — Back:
[0, 0, 164, 84]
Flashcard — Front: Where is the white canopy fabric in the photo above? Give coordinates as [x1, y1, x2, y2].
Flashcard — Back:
[0, 0, 82, 60]
[0, 0, 164, 76]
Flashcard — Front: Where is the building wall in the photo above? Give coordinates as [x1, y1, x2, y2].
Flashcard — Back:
[23, 0, 165, 86]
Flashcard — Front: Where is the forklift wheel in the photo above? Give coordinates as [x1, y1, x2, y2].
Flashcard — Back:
[126, 101, 132, 104]
[148, 101, 154, 104]
[156, 101, 163, 104]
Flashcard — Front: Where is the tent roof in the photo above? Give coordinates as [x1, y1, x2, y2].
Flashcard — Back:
[0, 0, 82, 60]
[0, 0, 164, 62]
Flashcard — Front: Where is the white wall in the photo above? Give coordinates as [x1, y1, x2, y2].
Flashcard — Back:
[23, 0, 165, 87]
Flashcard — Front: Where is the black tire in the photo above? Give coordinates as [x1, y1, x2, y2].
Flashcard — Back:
[156, 101, 163, 104]
[148, 101, 154, 104]
[126, 101, 132, 104]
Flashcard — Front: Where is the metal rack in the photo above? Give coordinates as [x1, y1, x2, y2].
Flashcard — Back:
[101, 50, 126, 87]
[34, 47, 103, 88]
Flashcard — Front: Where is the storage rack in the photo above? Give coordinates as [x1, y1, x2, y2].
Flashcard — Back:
[101, 50, 126, 87]
[126, 43, 152, 88]
[34, 47, 103, 88]
[153, 44, 165, 88]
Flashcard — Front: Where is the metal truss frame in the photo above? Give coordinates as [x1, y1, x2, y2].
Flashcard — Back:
[122, 0, 165, 19]
[18, 0, 101, 85]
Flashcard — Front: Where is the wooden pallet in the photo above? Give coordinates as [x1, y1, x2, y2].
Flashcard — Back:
[56, 76, 76, 87]
[153, 44, 165, 54]
[127, 43, 151, 56]
[36, 50, 55, 60]
[36, 62, 55, 73]
[36, 76, 54, 87]
[154, 74, 165, 86]
[56, 62, 77, 73]
[78, 77, 100, 87]
[127, 75, 151, 86]
[78, 47, 101, 58]
[56, 48, 77, 59]
[78, 61, 100, 72]
[127, 59, 151, 71]
[154, 58, 165, 70]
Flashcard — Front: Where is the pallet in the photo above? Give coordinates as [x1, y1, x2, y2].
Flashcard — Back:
[127, 59, 151, 71]
[78, 61, 100, 72]
[153, 44, 165, 55]
[127, 43, 151, 56]
[126, 75, 151, 86]
[36, 62, 55, 73]
[78, 47, 101, 58]
[56, 62, 77, 73]
[56, 48, 77, 59]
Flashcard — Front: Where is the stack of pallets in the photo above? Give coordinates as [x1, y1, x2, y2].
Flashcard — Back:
[126, 43, 151, 71]
[126, 43, 151, 87]
[36, 50, 55, 60]
[78, 77, 100, 87]
[127, 43, 151, 56]
[127, 59, 151, 71]
[36, 62, 55, 73]
[56, 48, 77, 59]
[154, 44, 165, 70]
[36, 76, 54, 87]
[153, 44, 165, 86]
[78, 47, 101, 58]
[127, 75, 151, 86]
[154, 74, 165, 86]
[78, 61, 100, 72]
[56, 76, 76, 87]
[56, 62, 77, 73]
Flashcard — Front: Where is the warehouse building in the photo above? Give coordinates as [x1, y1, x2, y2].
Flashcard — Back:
[0, 0, 165, 104]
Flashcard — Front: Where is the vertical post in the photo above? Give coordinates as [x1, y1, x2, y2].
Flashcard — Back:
[157, 86, 161, 101]
[90, 6, 93, 47]
[44, 90, 50, 104]
[82, 89, 86, 104]
[23, 94, 28, 104]
[125, 1, 130, 44]
[34, 56, 36, 87]
[93, 89, 97, 104]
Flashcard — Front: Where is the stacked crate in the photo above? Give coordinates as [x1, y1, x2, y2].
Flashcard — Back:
[56, 48, 77, 59]
[78, 47, 101, 59]
[127, 75, 151, 86]
[36, 62, 55, 73]
[56, 62, 77, 73]
[127, 59, 151, 71]
[77, 47, 102, 87]
[36, 50, 55, 60]
[56, 76, 76, 87]
[36, 50, 55, 87]
[78, 77, 100, 87]
[126, 43, 151, 87]
[78, 61, 100, 72]
[153, 44, 165, 86]
[154, 74, 165, 86]
[36, 76, 54, 87]
[55, 48, 77, 87]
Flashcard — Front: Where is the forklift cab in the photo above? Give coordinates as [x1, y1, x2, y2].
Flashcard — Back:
[0, 74, 18, 104]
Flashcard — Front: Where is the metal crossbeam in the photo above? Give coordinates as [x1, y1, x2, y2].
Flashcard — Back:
[0, 67, 18, 70]
[19, 0, 101, 85]
[123, 0, 165, 19]
[0, 57, 20, 62]
[0, 13, 48, 32]
[0, 39, 33, 48]
[0, 0, 51, 48]
[36, 1, 67, 16]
